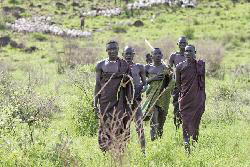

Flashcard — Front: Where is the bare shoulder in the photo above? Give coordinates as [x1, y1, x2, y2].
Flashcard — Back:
[96, 60, 106, 71]
[169, 52, 177, 59]
[135, 63, 145, 71]
[144, 64, 151, 72]
[176, 60, 186, 72]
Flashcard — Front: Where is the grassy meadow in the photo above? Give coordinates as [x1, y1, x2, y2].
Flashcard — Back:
[0, 0, 250, 166]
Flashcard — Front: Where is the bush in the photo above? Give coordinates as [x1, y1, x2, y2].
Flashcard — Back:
[193, 18, 200, 25]
[32, 33, 48, 41]
[204, 83, 248, 124]
[57, 40, 100, 73]
[230, 0, 240, 4]
[0, 65, 59, 143]
[8, 0, 20, 5]
[195, 39, 225, 78]
[112, 25, 127, 33]
[183, 26, 195, 40]
[67, 68, 98, 136]
[0, 19, 6, 30]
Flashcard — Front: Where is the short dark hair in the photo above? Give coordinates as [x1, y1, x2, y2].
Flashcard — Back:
[106, 40, 119, 50]
[151, 48, 162, 55]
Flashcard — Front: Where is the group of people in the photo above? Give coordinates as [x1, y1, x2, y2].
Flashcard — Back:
[93, 36, 206, 154]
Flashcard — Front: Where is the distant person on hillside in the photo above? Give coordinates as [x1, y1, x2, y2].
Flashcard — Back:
[94, 41, 134, 152]
[143, 48, 174, 141]
[123, 46, 147, 154]
[175, 45, 206, 153]
[169, 36, 188, 130]
[80, 15, 85, 30]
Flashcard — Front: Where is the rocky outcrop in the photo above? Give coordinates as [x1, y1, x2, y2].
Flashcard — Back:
[133, 20, 144, 27]
[81, 0, 196, 17]
[82, 8, 122, 17]
[0, 36, 11, 47]
[6, 16, 91, 38]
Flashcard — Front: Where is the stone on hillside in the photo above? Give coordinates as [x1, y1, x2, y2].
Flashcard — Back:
[29, 3, 34, 7]
[7, 16, 92, 38]
[133, 20, 144, 27]
[12, 11, 21, 19]
[56, 2, 66, 9]
[2, 6, 11, 13]
[0, 36, 11, 47]
[24, 46, 38, 53]
[2, 6, 25, 14]
[10, 40, 25, 49]
[72, 2, 80, 7]
[9, 40, 18, 48]
[61, 12, 67, 15]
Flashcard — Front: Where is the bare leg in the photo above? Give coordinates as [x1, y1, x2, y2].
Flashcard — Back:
[150, 106, 159, 141]
[135, 106, 146, 154]
[172, 87, 182, 130]
[157, 106, 167, 138]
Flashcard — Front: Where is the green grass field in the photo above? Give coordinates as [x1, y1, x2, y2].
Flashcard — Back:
[0, 0, 250, 166]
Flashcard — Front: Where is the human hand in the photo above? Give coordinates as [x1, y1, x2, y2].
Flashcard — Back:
[154, 74, 164, 81]
[94, 106, 100, 118]
[141, 85, 148, 93]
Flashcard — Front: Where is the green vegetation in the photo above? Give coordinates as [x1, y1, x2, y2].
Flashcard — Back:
[0, 0, 249, 166]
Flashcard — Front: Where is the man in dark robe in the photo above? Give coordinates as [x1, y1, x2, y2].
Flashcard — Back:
[169, 36, 188, 130]
[143, 48, 174, 141]
[94, 41, 134, 152]
[123, 46, 146, 154]
[176, 45, 206, 153]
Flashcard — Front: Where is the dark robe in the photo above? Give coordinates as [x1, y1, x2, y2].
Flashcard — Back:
[98, 58, 134, 152]
[177, 60, 206, 140]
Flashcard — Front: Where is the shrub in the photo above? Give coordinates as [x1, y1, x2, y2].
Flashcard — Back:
[57, 40, 100, 73]
[8, 0, 20, 5]
[0, 18, 6, 30]
[230, 0, 240, 4]
[193, 18, 200, 25]
[32, 33, 48, 41]
[112, 25, 127, 33]
[67, 68, 98, 136]
[204, 82, 248, 124]
[0, 65, 59, 143]
[183, 26, 195, 40]
[195, 39, 225, 78]
[215, 10, 220, 16]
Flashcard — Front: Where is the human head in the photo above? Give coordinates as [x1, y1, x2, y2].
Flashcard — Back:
[106, 40, 119, 60]
[184, 45, 196, 61]
[145, 53, 152, 64]
[177, 36, 188, 51]
[151, 48, 163, 64]
[123, 46, 135, 63]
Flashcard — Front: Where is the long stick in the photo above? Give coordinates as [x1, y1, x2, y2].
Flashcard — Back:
[144, 39, 154, 50]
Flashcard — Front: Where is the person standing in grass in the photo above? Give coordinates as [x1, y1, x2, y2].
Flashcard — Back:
[143, 48, 174, 141]
[123, 46, 147, 154]
[169, 36, 188, 130]
[175, 45, 206, 153]
[94, 40, 134, 152]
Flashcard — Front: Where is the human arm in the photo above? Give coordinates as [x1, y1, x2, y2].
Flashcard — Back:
[139, 65, 148, 92]
[94, 62, 102, 111]
[175, 65, 181, 91]
[169, 53, 175, 68]
[146, 74, 164, 84]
